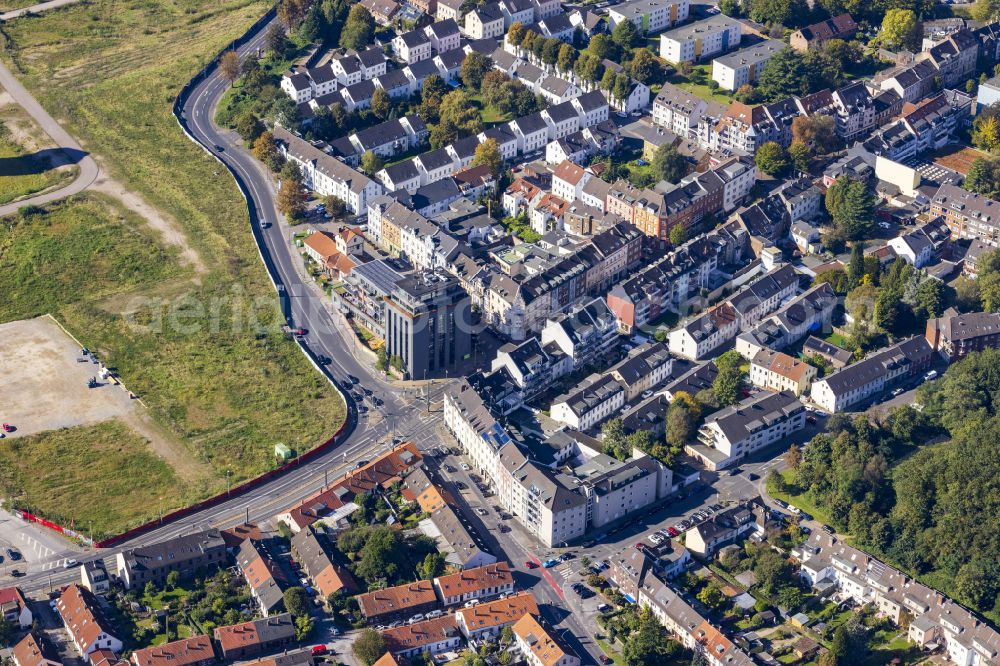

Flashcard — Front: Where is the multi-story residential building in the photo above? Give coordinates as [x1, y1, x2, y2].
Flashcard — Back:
[810, 336, 933, 412]
[349, 116, 428, 161]
[918, 28, 978, 87]
[543, 100, 584, 140]
[384, 270, 472, 379]
[789, 13, 857, 51]
[686, 502, 769, 557]
[539, 76, 582, 105]
[513, 615, 581, 666]
[888, 217, 951, 268]
[726, 264, 800, 329]
[930, 182, 1000, 247]
[499, 0, 535, 26]
[492, 338, 569, 399]
[238, 539, 290, 617]
[465, 3, 505, 39]
[510, 113, 551, 154]
[802, 336, 853, 369]
[12, 632, 61, 666]
[214, 616, 296, 662]
[735, 283, 837, 359]
[607, 0, 689, 34]
[551, 373, 625, 430]
[878, 59, 938, 104]
[693, 391, 805, 470]
[393, 28, 433, 64]
[290, 525, 357, 602]
[131, 636, 216, 666]
[55, 585, 123, 656]
[280, 64, 339, 104]
[81, 560, 111, 595]
[749, 349, 817, 396]
[710, 101, 780, 154]
[608, 342, 674, 400]
[425, 19, 461, 54]
[926, 308, 1000, 361]
[831, 81, 876, 141]
[775, 178, 823, 223]
[652, 83, 721, 139]
[540, 297, 620, 369]
[795, 532, 1000, 666]
[536, 13, 575, 41]
[714, 155, 757, 212]
[551, 160, 592, 205]
[436, 0, 464, 21]
[659, 15, 741, 64]
[669, 303, 739, 360]
[455, 593, 540, 640]
[116, 530, 227, 590]
[357, 581, 440, 623]
[0, 587, 31, 629]
[433, 563, 515, 606]
[273, 128, 383, 215]
[360, 0, 400, 23]
[711, 40, 784, 91]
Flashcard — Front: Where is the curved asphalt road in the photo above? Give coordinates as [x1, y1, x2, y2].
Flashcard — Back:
[0, 59, 98, 217]
[7, 16, 448, 594]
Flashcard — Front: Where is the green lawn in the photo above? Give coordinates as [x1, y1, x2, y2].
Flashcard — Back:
[825, 331, 852, 349]
[668, 64, 735, 105]
[596, 639, 625, 666]
[767, 470, 836, 528]
[469, 93, 513, 127]
[0, 0, 346, 534]
[0, 123, 76, 205]
[0, 420, 181, 538]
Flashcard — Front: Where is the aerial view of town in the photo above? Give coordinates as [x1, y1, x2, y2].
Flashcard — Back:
[5, 0, 1000, 663]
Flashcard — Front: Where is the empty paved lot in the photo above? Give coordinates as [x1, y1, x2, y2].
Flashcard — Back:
[0, 316, 136, 437]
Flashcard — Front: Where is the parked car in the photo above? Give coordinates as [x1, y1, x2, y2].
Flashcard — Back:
[475, 507, 488, 517]
[787, 505, 802, 515]
[460, 462, 471, 471]
[667, 527, 680, 537]
[597, 604, 611, 613]
[1, 423, 13, 433]
[310, 646, 328, 657]
[524, 560, 538, 569]
[6, 549, 21, 561]
[63, 559, 80, 568]
[543, 558, 560, 568]
[648, 533, 664, 545]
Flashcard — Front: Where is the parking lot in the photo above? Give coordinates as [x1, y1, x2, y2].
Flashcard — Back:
[0, 316, 138, 438]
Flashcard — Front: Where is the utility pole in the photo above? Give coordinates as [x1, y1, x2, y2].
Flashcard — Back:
[245, 507, 250, 525]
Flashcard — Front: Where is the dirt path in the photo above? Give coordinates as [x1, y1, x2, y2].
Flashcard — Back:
[89, 169, 207, 275]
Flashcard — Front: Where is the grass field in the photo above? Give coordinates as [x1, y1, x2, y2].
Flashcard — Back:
[668, 64, 735, 106]
[0, 0, 345, 534]
[0, 122, 75, 205]
[0, 420, 181, 537]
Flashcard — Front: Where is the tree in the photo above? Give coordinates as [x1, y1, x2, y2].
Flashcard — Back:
[791, 114, 837, 153]
[587, 34, 616, 61]
[666, 391, 700, 448]
[278, 0, 308, 28]
[652, 143, 688, 184]
[973, 111, 1000, 152]
[461, 52, 493, 89]
[611, 19, 639, 50]
[353, 628, 388, 666]
[369, 88, 391, 121]
[541, 38, 562, 66]
[788, 141, 810, 174]
[219, 51, 241, 87]
[280, 160, 303, 185]
[417, 552, 445, 580]
[628, 48, 657, 84]
[785, 444, 803, 470]
[847, 242, 865, 288]
[166, 570, 180, 590]
[360, 151, 384, 176]
[472, 139, 503, 179]
[252, 131, 283, 171]
[669, 223, 687, 247]
[420, 74, 448, 121]
[601, 418, 629, 460]
[713, 350, 746, 406]
[748, 0, 806, 25]
[757, 47, 838, 101]
[507, 21, 526, 47]
[557, 43, 578, 73]
[235, 113, 265, 145]
[340, 5, 374, 51]
[266, 24, 289, 57]
[719, 0, 741, 15]
[879, 9, 920, 51]
[697, 582, 725, 609]
[574, 53, 603, 84]
[965, 156, 1000, 199]
[277, 180, 306, 220]
[622, 610, 686, 666]
[755, 141, 789, 176]
[0, 619, 12, 648]
[826, 177, 875, 241]
[283, 586, 310, 617]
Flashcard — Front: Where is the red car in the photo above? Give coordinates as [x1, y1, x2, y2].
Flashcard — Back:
[524, 561, 538, 569]
[667, 527, 680, 537]
[600, 656, 613, 664]
[310, 646, 328, 656]
[1, 423, 12, 433]
[634, 542, 645, 550]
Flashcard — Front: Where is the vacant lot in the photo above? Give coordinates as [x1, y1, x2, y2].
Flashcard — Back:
[0, 316, 138, 437]
[0, 0, 345, 534]
[0, 97, 77, 205]
[0, 419, 182, 539]
[933, 144, 986, 176]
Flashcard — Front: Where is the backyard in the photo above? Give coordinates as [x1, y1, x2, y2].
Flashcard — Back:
[668, 64, 735, 106]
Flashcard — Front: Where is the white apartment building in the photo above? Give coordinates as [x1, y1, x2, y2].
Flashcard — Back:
[550, 374, 625, 431]
[393, 29, 433, 64]
[715, 155, 756, 212]
[607, 0, 689, 34]
[659, 15, 741, 64]
[749, 349, 817, 396]
[273, 127, 383, 215]
[465, 4, 505, 39]
[669, 303, 739, 360]
[551, 160, 592, 202]
[711, 39, 783, 91]
[694, 390, 805, 470]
